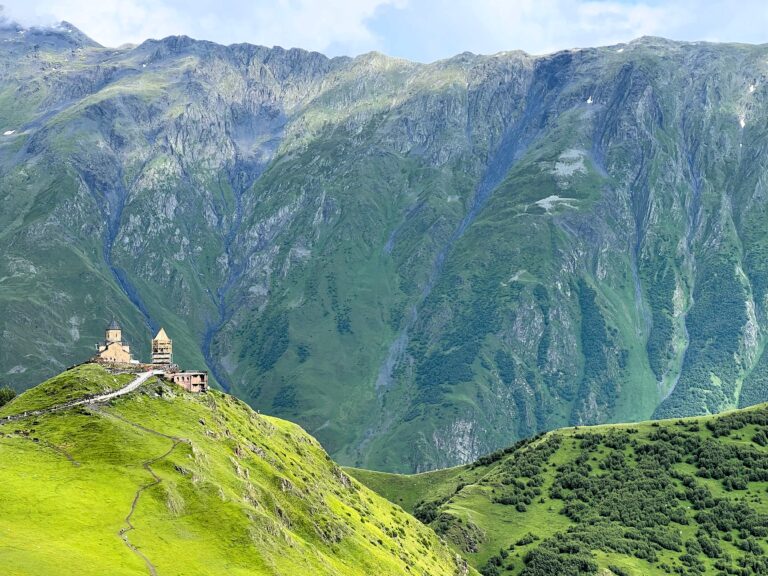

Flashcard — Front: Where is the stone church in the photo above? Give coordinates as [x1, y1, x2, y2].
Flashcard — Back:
[93, 318, 208, 392]
[95, 320, 135, 364]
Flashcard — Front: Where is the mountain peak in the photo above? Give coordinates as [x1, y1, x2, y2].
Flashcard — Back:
[0, 19, 100, 49]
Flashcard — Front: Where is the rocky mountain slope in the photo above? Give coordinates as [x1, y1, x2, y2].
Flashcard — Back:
[350, 403, 768, 576]
[0, 364, 471, 575]
[3, 19, 768, 471]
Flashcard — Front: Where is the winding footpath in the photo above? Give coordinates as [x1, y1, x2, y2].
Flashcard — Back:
[95, 407, 189, 576]
[0, 369, 164, 424]
[0, 368, 184, 575]
[110, 411, 185, 576]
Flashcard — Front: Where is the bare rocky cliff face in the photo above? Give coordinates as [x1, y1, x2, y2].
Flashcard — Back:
[2, 24, 768, 471]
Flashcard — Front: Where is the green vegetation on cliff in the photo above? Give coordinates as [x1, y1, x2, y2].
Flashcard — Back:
[4, 24, 768, 472]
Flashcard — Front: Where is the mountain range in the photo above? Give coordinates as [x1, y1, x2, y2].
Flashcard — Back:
[3, 20, 768, 472]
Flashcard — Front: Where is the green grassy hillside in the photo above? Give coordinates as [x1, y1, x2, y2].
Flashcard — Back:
[349, 406, 768, 576]
[0, 365, 472, 576]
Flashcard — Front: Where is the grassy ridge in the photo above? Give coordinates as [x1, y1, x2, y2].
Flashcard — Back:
[0, 364, 134, 415]
[349, 407, 768, 576]
[0, 365, 472, 575]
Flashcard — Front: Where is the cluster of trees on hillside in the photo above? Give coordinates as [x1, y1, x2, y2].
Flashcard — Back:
[411, 271, 504, 406]
[491, 436, 561, 513]
[532, 421, 768, 575]
[572, 279, 617, 424]
[472, 408, 768, 576]
[0, 386, 15, 408]
[642, 258, 676, 380]
[407, 403, 768, 576]
[657, 259, 748, 418]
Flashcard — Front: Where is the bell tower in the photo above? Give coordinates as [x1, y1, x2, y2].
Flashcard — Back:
[152, 328, 173, 365]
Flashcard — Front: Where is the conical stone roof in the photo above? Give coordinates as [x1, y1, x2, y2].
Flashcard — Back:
[154, 327, 171, 342]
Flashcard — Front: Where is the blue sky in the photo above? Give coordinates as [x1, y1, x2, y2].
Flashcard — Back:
[3, 0, 768, 62]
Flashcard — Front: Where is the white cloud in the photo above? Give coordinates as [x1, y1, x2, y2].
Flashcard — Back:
[1, 0, 403, 53]
[1, 0, 767, 60]
[2, 0, 186, 46]
[467, 0, 674, 54]
[371, 0, 768, 61]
